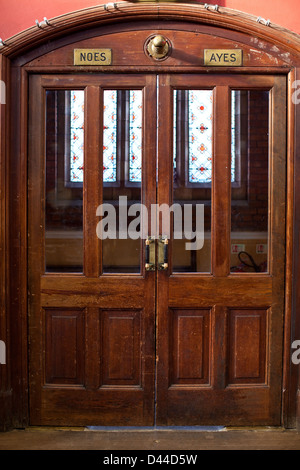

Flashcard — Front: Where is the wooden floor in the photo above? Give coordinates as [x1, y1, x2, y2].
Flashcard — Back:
[0, 427, 299, 450]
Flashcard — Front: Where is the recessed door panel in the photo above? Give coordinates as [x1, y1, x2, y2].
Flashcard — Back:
[169, 309, 211, 386]
[45, 308, 85, 386]
[228, 309, 267, 385]
[101, 309, 142, 386]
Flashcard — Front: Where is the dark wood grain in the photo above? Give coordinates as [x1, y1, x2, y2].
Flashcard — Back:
[24, 29, 289, 71]
[28, 74, 157, 426]
[1, 9, 299, 429]
[84, 86, 101, 277]
[0, 54, 12, 431]
[156, 74, 286, 426]
[212, 85, 231, 276]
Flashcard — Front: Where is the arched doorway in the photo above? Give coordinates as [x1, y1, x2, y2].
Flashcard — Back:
[1, 3, 300, 429]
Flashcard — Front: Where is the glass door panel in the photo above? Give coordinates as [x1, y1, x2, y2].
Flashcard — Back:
[101, 89, 143, 273]
[172, 89, 212, 273]
[45, 89, 84, 273]
[230, 90, 270, 273]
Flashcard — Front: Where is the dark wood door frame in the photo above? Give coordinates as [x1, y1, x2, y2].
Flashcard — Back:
[0, 3, 300, 430]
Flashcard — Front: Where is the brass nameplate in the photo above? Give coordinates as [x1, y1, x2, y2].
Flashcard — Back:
[204, 49, 243, 66]
[74, 49, 112, 66]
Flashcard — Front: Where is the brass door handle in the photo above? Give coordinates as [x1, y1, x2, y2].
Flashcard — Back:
[145, 236, 155, 271]
[158, 236, 169, 270]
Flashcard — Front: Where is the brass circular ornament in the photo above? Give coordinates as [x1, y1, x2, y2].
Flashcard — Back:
[145, 35, 171, 60]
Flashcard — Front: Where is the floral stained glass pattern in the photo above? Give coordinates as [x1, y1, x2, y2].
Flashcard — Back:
[103, 90, 117, 183]
[70, 90, 85, 183]
[188, 90, 213, 183]
[129, 90, 143, 183]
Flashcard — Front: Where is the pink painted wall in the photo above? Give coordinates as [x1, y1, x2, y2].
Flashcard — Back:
[0, 0, 299, 41]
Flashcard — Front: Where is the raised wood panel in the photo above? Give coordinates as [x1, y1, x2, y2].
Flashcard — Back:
[228, 309, 267, 385]
[45, 308, 85, 386]
[101, 310, 141, 387]
[170, 309, 210, 386]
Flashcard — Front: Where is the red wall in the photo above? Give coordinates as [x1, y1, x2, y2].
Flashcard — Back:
[0, 0, 299, 41]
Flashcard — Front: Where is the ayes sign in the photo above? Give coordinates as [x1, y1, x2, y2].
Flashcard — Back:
[204, 49, 243, 66]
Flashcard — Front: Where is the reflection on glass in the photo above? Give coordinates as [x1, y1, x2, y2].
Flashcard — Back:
[70, 91, 85, 182]
[45, 90, 84, 272]
[102, 90, 142, 273]
[172, 89, 212, 273]
[103, 90, 118, 182]
[129, 90, 142, 182]
[230, 90, 269, 273]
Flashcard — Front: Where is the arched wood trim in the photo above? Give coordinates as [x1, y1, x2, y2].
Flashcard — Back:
[0, 2, 299, 58]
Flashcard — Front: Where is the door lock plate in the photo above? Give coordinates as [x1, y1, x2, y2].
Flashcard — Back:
[145, 236, 156, 271]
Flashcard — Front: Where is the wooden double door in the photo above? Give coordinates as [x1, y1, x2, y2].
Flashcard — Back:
[28, 73, 286, 426]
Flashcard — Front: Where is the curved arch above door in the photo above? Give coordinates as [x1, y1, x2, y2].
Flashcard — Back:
[0, 2, 300, 59]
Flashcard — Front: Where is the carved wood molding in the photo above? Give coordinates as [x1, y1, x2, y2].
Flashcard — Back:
[0, 2, 299, 59]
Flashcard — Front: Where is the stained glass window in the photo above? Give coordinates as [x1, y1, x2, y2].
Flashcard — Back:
[173, 89, 237, 184]
[103, 90, 117, 183]
[69, 89, 142, 185]
[188, 90, 213, 184]
[129, 90, 143, 183]
[70, 90, 84, 183]
[69, 88, 235, 186]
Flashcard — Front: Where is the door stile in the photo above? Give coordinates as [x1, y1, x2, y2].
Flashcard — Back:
[28, 74, 46, 423]
[141, 75, 158, 422]
[212, 85, 231, 278]
[211, 86, 231, 391]
[156, 74, 173, 425]
[84, 86, 101, 277]
[268, 75, 287, 421]
[84, 86, 102, 390]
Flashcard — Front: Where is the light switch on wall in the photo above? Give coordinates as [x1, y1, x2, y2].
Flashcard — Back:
[231, 244, 245, 254]
[256, 244, 268, 254]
